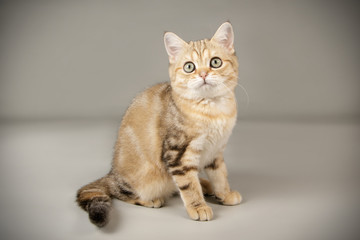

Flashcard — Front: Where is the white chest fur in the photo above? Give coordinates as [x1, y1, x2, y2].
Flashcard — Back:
[198, 116, 236, 169]
[181, 94, 237, 169]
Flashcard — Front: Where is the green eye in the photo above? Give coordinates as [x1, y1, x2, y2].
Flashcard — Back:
[210, 57, 222, 68]
[183, 62, 195, 73]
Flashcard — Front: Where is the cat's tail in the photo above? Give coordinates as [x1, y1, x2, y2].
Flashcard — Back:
[76, 174, 116, 227]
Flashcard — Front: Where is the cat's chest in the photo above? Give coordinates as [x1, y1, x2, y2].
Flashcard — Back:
[178, 94, 237, 167]
[194, 116, 236, 168]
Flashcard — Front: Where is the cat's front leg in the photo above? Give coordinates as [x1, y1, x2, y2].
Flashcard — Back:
[163, 140, 213, 221]
[171, 166, 213, 221]
[204, 154, 242, 205]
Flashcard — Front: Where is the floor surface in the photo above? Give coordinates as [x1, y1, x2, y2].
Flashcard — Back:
[0, 120, 359, 240]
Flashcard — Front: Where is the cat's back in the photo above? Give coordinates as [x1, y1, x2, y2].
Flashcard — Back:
[113, 82, 170, 168]
[121, 82, 170, 126]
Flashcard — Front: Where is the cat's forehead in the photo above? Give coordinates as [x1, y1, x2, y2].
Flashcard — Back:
[186, 39, 214, 61]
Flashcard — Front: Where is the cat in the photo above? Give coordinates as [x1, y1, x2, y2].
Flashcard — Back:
[76, 22, 242, 227]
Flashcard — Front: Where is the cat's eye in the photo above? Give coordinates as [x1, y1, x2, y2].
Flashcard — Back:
[210, 57, 222, 68]
[183, 62, 195, 73]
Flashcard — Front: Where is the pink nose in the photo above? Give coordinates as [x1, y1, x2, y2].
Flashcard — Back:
[200, 71, 208, 80]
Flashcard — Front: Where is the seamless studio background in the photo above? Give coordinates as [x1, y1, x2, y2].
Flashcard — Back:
[0, 1, 359, 240]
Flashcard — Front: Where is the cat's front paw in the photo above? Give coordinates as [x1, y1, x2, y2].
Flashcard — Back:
[186, 204, 213, 221]
[219, 191, 242, 206]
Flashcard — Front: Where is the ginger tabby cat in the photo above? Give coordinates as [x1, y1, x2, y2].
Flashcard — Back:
[76, 22, 242, 227]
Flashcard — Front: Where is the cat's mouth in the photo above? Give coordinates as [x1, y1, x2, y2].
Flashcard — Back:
[186, 78, 217, 93]
[198, 82, 213, 91]
[200, 79, 214, 88]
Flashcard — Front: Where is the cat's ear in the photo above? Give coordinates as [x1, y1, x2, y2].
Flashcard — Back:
[211, 22, 235, 53]
[164, 32, 187, 63]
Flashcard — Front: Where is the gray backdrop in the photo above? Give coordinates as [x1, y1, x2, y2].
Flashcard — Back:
[1, 1, 360, 240]
[1, 0, 359, 122]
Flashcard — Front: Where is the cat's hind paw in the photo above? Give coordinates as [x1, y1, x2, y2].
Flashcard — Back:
[151, 198, 165, 208]
[132, 198, 165, 208]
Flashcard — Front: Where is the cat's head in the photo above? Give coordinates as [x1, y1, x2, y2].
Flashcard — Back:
[164, 22, 238, 100]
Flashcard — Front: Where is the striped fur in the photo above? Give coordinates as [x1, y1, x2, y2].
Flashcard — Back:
[76, 22, 242, 227]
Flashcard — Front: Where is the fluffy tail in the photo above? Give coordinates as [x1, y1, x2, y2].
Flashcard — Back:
[76, 175, 115, 227]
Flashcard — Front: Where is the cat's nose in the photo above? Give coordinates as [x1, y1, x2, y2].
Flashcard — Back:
[199, 71, 208, 80]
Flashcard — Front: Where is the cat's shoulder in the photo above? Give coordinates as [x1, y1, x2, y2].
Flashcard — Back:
[129, 82, 171, 109]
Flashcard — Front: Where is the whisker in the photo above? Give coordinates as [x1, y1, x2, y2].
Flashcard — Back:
[219, 82, 233, 95]
[219, 82, 249, 110]
[234, 79, 250, 109]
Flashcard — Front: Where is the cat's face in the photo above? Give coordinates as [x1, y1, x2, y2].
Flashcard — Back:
[164, 22, 238, 100]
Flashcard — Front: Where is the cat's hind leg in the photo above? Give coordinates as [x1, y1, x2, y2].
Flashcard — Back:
[114, 177, 168, 208]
